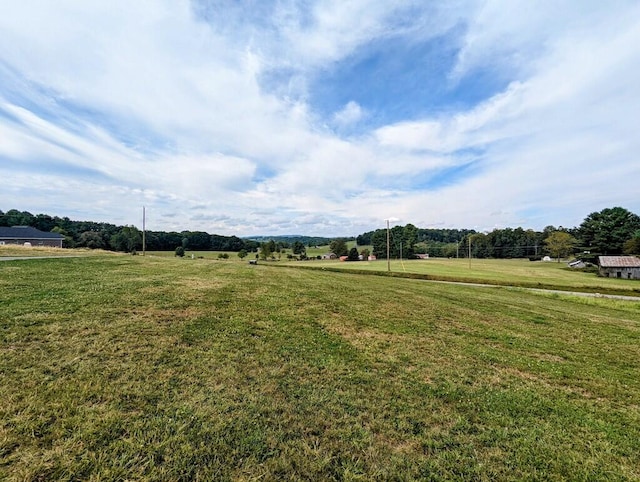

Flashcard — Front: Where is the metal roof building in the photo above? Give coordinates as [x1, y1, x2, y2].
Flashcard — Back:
[598, 256, 640, 279]
[0, 226, 65, 248]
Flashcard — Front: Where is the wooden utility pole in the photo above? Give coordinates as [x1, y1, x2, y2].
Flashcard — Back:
[468, 235, 471, 268]
[142, 206, 146, 256]
[386, 219, 391, 272]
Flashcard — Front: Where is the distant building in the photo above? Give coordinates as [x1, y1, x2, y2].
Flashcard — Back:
[368, 255, 377, 261]
[415, 254, 429, 259]
[0, 226, 64, 248]
[598, 256, 640, 279]
[567, 260, 586, 268]
[322, 253, 337, 260]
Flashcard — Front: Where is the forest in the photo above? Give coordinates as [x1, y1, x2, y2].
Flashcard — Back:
[1, 207, 639, 258]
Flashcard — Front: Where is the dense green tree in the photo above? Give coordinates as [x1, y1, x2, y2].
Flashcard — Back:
[347, 247, 360, 261]
[329, 238, 348, 257]
[292, 241, 306, 256]
[52, 226, 74, 248]
[545, 231, 577, 262]
[468, 233, 492, 258]
[623, 231, 640, 255]
[32, 214, 55, 232]
[181, 231, 210, 250]
[259, 241, 274, 260]
[577, 207, 640, 254]
[441, 243, 458, 258]
[237, 249, 248, 260]
[402, 224, 418, 258]
[371, 229, 387, 259]
[360, 248, 370, 260]
[2, 209, 34, 227]
[175, 246, 185, 257]
[110, 226, 142, 253]
[356, 231, 374, 246]
[225, 236, 245, 251]
[78, 231, 106, 249]
[145, 231, 183, 250]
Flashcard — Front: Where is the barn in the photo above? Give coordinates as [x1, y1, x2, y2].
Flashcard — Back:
[598, 256, 640, 280]
[0, 226, 65, 248]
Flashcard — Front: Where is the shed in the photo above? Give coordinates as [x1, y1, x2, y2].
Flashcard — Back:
[0, 226, 64, 248]
[598, 256, 640, 280]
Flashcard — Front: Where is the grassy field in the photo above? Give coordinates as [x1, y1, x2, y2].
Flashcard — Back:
[1, 255, 639, 480]
[288, 257, 640, 296]
[145, 242, 372, 261]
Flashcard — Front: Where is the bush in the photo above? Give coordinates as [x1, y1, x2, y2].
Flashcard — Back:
[175, 246, 185, 257]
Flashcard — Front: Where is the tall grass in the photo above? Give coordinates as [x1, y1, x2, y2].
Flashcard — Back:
[1, 256, 639, 480]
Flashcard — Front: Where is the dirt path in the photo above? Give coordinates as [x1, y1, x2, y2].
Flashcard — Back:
[0, 256, 81, 261]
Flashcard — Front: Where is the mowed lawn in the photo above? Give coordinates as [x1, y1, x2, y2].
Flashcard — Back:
[1, 256, 639, 480]
[293, 257, 640, 295]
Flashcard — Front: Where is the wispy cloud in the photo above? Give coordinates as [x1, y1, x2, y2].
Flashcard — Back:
[0, 1, 639, 235]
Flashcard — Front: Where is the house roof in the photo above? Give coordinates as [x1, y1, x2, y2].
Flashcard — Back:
[0, 226, 65, 240]
[598, 256, 640, 268]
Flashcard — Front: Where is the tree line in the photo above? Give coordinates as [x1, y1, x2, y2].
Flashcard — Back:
[357, 207, 640, 260]
[2, 206, 639, 258]
[0, 209, 260, 253]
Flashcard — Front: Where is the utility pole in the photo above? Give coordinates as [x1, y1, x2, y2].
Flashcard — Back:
[386, 219, 391, 272]
[142, 206, 146, 256]
[468, 235, 471, 269]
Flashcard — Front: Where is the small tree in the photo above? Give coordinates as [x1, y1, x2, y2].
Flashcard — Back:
[329, 238, 349, 257]
[238, 249, 248, 260]
[347, 247, 360, 261]
[259, 242, 273, 260]
[545, 231, 576, 262]
[360, 248, 370, 260]
[175, 246, 185, 257]
[292, 241, 306, 257]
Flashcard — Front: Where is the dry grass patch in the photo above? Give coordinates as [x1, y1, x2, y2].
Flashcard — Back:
[1, 256, 639, 480]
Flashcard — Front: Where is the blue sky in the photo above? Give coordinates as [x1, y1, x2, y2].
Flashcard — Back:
[1, 1, 639, 236]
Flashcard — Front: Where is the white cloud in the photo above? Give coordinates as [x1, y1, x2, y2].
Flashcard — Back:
[333, 101, 365, 127]
[1, 1, 639, 236]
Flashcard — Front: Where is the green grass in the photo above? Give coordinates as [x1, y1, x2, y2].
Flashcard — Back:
[146, 250, 252, 260]
[287, 257, 640, 296]
[1, 256, 639, 480]
[304, 242, 371, 258]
